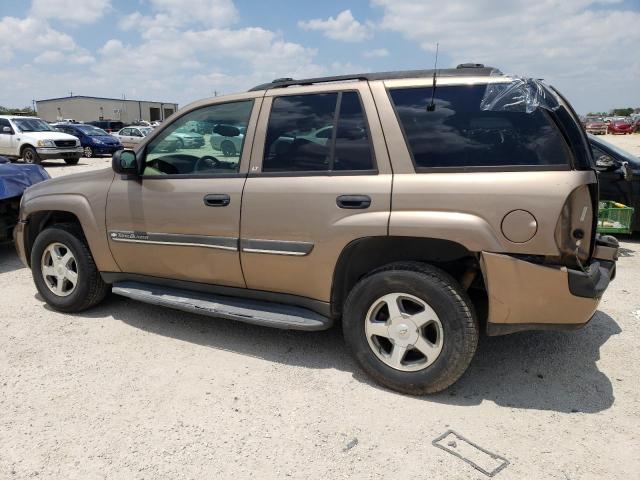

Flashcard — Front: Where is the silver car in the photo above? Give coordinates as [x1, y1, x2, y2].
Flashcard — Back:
[171, 128, 205, 149]
[112, 127, 153, 148]
[209, 124, 246, 156]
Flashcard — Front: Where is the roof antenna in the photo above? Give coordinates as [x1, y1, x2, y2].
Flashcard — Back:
[426, 43, 439, 112]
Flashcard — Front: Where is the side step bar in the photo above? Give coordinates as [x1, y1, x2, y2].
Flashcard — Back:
[112, 281, 332, 331]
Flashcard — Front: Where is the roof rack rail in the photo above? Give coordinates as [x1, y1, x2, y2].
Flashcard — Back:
[248, 65, 499, 91]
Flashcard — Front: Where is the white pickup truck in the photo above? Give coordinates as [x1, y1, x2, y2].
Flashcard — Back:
[0, 116, 83, 164]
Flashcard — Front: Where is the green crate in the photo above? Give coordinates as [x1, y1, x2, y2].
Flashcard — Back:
[597, 200, 635, 234]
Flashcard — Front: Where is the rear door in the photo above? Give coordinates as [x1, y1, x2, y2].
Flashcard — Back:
[240, 83, 392, 302]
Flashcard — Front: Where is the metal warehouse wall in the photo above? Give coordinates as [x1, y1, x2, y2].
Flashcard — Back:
[36, 97, 179, 123]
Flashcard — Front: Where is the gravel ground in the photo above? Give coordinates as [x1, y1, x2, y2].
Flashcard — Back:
[1, 136, 640, 479]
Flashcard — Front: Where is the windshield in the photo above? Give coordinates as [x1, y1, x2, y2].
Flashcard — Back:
[77, 125, 109, 136]
[12, 118, 53, 132]
[586, 117, 603, 123]
[589, 134, 640, 165]
[139, 127, 152, 136]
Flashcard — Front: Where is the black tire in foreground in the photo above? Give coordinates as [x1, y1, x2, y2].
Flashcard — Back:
[22, 146, 40, 164]
[30, 224, 109, 313]
[64, 157, 80, 165]
[342, 262, 478, 395]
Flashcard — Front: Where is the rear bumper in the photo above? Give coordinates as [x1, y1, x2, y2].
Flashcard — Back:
[482, 238, 618, 336]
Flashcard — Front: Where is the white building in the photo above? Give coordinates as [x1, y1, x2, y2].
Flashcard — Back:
[36, 95, 179, 123]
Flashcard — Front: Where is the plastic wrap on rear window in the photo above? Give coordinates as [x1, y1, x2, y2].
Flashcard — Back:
[480, 76, 560, 114]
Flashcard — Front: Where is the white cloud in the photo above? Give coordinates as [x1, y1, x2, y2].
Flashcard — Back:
[33, 50, 65, 64]
[94, 22, 326, 104]
[149, 0, 238, 26]
[298, 10, 371, 42]
[0, 16, 77, 61]
[120, 0, 238, 38]
[373, 0, 640, 112]
[364, 48, 389, 58]
[30, 0, 111, 24]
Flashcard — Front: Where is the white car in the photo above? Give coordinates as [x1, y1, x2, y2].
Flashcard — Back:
[112, 126, 153, 148]
[0, 116, 83, 164]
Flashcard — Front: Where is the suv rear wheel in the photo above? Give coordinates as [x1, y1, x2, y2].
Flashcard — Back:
[31, 224, 109, 312]
[342, 262, 478, 395]
[64, 157, 80, 165]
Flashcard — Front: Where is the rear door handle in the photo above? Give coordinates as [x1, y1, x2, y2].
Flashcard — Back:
[336, 195, 371, 209]
[204, 194, 230, 207]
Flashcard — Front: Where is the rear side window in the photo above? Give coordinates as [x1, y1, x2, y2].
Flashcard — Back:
[263, 91, 374, 173]
[389, 85, 572, 170]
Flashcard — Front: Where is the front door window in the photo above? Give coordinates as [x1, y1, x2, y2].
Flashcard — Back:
[143, 100, 254, 176]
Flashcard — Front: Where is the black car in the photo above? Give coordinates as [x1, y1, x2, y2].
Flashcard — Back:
[86, 120, 125, 133]
[590, 133, 640, 231]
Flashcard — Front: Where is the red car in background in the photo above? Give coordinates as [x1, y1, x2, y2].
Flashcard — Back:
[585, 117, 608, 135]
[608, 119, 633, 134]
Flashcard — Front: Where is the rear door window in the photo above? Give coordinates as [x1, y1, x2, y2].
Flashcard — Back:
[263, 91, 374, 173]
[388, 85, 572, 170]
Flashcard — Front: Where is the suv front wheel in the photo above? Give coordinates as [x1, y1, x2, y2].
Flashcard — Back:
[342, 262, 478, 395]
[31, 224, 109, 312]
[22, 146, 40, 164]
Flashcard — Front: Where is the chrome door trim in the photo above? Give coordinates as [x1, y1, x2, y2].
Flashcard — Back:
[241, 239, 314, 256]
[109, 230, 238, 251]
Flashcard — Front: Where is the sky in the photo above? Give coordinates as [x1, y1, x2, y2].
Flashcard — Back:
[1, 0, 639, 115]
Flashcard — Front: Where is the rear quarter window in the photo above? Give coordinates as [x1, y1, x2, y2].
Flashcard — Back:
[388, 85, 572, 170]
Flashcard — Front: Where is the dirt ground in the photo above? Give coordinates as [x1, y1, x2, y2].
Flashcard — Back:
[1, 135, 639, 479]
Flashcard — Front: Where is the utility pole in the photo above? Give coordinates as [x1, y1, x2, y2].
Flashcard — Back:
[31, 99, 36, 114]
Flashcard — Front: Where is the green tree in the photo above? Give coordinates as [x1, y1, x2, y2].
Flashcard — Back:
[610, 108, 634, 116]
[0, 105, 37, 115]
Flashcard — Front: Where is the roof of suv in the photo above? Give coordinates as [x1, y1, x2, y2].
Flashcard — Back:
[249, 64, 500, 92]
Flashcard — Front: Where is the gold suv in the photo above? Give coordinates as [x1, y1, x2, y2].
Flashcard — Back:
[14, 65, 619, 394]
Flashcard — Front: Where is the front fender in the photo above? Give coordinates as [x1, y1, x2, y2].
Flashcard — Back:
[22, 193, 119, 272]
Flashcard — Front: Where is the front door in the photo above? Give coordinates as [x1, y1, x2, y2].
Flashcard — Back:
[240, 85, 392, 302]
[0, 118, 15, 155]
[106, 96, 262, 287]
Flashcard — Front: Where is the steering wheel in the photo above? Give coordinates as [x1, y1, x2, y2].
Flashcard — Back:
[194, 155, 221, 172]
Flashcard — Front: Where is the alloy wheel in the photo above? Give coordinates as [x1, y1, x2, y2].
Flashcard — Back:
[40, 242, 79, 297]
[365, 292, 444, 372]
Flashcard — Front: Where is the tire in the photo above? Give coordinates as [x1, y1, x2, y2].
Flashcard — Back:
[30, 223, 109, 313]
[22, 146, 40, 164]
[221, 140, 236, 157]
[83, 146, 94, 158]
[64, 157, 80, 165]
[342, 262, 478, 395]
[176, 138, 184, 150]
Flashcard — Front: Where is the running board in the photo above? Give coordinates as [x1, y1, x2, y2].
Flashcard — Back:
[111, 281, 332, 331]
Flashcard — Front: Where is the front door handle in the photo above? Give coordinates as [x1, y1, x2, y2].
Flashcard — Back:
[336, 195, 371, 209]
[204, 194, 230, 207]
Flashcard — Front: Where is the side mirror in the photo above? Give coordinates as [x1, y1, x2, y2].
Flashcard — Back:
[595, 154, 616, 170]
[2, 126, 12, 134]
[112, 149, 139, 175]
